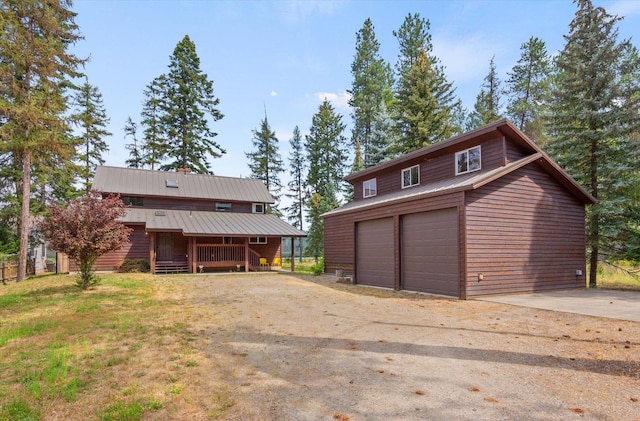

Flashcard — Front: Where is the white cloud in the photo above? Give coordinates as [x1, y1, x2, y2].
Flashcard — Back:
[433, 34, 502, 85]
[314, 90, 352, 112]
[607, 0, 640, 17]
[270, 90, 278, 97]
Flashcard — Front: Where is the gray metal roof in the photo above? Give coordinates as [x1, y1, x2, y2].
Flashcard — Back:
[322, 155, 540, 218]
[123, 208, 307, 237]
[93, 166, 275, 203]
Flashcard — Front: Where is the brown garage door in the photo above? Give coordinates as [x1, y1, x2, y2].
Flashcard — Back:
[401, 208, 459, 296]
[356, 218, 394, 288]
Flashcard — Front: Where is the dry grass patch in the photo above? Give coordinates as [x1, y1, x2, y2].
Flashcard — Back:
[0, 273, 232, 421]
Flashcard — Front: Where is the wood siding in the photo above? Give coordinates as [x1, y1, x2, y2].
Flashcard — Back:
[352, 136, 523, 201]
[132, 197, 254, 213]
[465, 164, 586, 296]
[83, 225, 150, 271]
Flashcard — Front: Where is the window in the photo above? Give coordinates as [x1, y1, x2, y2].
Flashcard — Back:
[455, 145, 482, 175]
[122, 196, 143, 207]
[252, 203, 265, 214]
[363, 179, 377, 198]
[401, 165, 420, 188]
[216, 202, 232, 212]
[249, 236, 267, 244]
[165, 179, 178, 188]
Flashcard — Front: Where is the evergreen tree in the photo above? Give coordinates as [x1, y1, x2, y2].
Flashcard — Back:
[245, 111, 284, 215]
[392, 13, 462, 153]
[469, 56, 503, 128]
[348, 18, 393, 170]
[304, 100, 348, 262]
[546, 0, 640, 286]
[284, 126, 306, 261]
[72, 80, 111, 192]
[0, 0, 83, 281]
[124, 116, 143, 168]
[161, 35, 225, 174]
[367, 101, 398, 167]
[140, 76, 168, 170]
[506, 37, 552, 143]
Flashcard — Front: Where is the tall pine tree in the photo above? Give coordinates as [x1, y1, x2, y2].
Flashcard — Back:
[469, 56, 503, 128]
[160, 35, 225, 174]
[72, 80, 111, 192]
[304, 100, 347, 263]
[349, 18, 393, 171]
[506, 37, 552, 143]
[546, 0, 640, 286]
[284, 126, 306, 261]
[140, 76, 168, 170]
[245, 111, 284, 215]
[124, 116, 143, 168]
[0, 0, 83, 281]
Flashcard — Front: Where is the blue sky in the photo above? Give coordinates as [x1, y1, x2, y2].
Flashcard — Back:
[71, 0, 640, 183]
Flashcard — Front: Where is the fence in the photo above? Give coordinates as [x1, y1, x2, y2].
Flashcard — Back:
[1, 254, 36, 284]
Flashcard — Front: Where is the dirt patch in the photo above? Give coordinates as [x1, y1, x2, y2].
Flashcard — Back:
[163, 273, 640, 420]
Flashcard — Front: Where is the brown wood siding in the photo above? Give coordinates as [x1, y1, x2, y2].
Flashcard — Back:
[133, 197, 254, 213]
[323, 215, 355, 275]
[505, 140, 529, 163]
[465, 164, 586, 296]
[87, 225, 150, 271]
[248, 238, 282, 264]
[350, 136, 528, 202]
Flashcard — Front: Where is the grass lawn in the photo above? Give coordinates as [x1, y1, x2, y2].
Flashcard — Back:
[597, 261, 640, 290]
[0, 273, 233, 421]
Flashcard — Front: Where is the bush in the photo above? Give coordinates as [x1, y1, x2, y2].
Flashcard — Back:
[311, 258, 325, 275]
[118, 259, 150, 273]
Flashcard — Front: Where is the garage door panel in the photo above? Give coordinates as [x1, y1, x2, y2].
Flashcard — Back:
[357, 218, 394, 288]
[402, 208, 459, 296]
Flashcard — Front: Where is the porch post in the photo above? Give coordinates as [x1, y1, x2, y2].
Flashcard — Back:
[290, 237, 295, 272]
[244, 237, 249, 272]
[149, 232, 156, 275]
[191, 238, 197, 274]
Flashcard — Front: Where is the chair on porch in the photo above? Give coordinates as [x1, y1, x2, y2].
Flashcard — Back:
[271, 257, 281, 268]
[259, 258, 270, 271]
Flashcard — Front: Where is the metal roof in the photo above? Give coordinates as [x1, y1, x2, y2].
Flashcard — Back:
[93, 166, 275, 203]
[123, 208, 307, 237]
[322, 155, 543, 218]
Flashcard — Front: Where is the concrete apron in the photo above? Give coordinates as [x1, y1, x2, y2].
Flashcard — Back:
[477, 289, 640, 323]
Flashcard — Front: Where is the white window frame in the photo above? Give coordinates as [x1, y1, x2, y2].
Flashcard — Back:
[249, 236, 267, 244]
[363, 178, 377, 198]
[401, 165, 420, 189]
[455, 145, 482, 175]
[252, 203, 265, 214]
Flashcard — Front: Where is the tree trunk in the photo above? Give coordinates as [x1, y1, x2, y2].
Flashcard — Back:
[17, 152, 31, 282]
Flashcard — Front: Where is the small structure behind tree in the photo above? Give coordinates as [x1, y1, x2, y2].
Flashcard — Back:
[40, 191, 131, 290]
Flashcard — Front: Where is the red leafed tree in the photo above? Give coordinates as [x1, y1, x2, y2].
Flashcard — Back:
[41, 190, 131, 289]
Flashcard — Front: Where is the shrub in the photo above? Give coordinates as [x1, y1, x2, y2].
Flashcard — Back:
[118, 259, 150, 273]
[311, 258, 325, 275]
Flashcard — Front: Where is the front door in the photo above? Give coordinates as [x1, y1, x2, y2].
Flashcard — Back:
[157, 233, 174, 261]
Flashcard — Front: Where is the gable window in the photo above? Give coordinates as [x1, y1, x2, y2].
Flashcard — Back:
[455, 145, 482, 175]
[401, 165, 420, 189]
[216, 202, 232, 212]
[363, 179, 377, 198]
[249, 236, 267, 244]
[122, 196, 143, 207]
[252, 203, 265, 214]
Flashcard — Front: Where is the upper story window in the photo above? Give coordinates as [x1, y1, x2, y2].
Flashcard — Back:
[122, 196, 143, 207]
[401, 165, 420, 189]
[363, 179, 377, 198]
[252, 203, 265, 214]
[216, 202, 232, 212]
[455, 145, 482, 175]
[249, 236, 267, 244]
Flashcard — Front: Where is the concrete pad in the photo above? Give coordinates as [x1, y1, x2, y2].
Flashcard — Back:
[478, 289, 640, 322]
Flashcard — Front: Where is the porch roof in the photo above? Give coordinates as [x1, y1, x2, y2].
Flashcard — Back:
[123, 208, 307, 237]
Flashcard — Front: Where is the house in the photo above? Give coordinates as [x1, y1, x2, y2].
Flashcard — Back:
[91, 166, 306, 274]
[321, 119, 596, 298]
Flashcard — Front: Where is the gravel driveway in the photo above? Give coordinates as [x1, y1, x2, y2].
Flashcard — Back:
[174, 273, 639, 421]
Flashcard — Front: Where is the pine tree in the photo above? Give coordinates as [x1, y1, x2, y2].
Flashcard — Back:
[304, 100, 348, 262]
[349, 18, 393, 170]
[392, 13, 462, 153]
[284, 126, 306, 261]
[367, 101, 398, 167]
[469, 56, 503, 128]
[245, 111, 284, 215]
[124, 116, 144, 168]
[546, 0, 640, 286]
[161, 35, 225, 174]
[506, 37, 552, 143]
[0, 0, 83, 281]
[72, 80, 111, 192]
[140, 76, 168, 170]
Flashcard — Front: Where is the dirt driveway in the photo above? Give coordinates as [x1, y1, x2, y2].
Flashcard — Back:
[171, 273, 640, 421]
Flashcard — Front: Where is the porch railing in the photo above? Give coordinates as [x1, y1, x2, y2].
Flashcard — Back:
[196, 244, 261, 270]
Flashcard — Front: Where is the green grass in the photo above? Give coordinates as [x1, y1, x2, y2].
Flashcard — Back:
[281, 258, 322, 274]
[597, 261, 640, 290]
